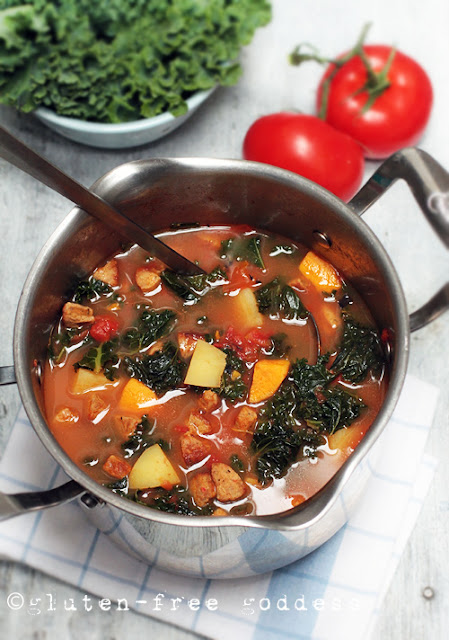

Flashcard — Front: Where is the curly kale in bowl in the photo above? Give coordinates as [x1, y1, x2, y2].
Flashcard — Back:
[0, 0, 271, 123]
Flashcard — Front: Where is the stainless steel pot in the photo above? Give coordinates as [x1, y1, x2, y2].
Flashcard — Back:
[1, 150, 448, 578]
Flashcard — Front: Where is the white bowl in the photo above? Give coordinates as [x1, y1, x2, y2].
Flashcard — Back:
[33, 87, 216, 149]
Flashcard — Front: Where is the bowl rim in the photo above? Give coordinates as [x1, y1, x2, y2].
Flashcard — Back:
[33, 87, 216, 133]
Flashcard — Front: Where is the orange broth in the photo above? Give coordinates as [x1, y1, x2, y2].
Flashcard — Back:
[43, 225, 387, 516]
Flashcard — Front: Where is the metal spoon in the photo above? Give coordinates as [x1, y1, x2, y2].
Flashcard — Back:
[0, 126, 204, 275]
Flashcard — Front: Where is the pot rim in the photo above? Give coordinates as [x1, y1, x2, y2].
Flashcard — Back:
[13, 157, 409, 530]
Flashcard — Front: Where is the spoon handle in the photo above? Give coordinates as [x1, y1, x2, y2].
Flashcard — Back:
[0, 126, 204, 275]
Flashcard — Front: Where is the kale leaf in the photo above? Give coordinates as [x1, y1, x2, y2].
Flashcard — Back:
[133, 486, 213, 516]
[122, 308, 177, 353]
[74, 338, 120, 380]
[215, 347, 248, 402]
[220, 235, 265, 269]
[251, 355, 365, 483]
[124, 342, 186, 395]
[72, 277, 112, 303]
[331, 314, 385, 383]
[256, 277, 308, 321]
[0, 0, 271, 122]
[161, 266, 227, 304]
[121, 415, 156, 459]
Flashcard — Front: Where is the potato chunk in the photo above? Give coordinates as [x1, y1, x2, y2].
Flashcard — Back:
[327, 426, 363, 454]
[299, 251, 341, 291]
[129, 444, 180, 490]
[119, 378, 157, 412]
[180, 433, 211, 466]
[232, 288, 264, 331]
[135, 266, 161, 293]
[189, 472, 217, 507]
[184, 340, 227, 388]
[72, 369, 115, 395]
[93, 259, 119, 287]
[211, 463, 246, 502]
[233, 406, 258, 433]
[249, 359, 290, 404]
[62, 302, 94, 327]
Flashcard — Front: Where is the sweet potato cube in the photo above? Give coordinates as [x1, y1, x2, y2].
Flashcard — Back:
[232, 288, 264, 331]
[72, 369, 115, 395]
[184, 340, 227, 388]
[249, 359, 290, 404]
[119, 378, 157, 412]
[211, 463, 246, 502]
[189, 472, 217, 507]
[93, 259, 119, 287]
[299, 251, 342, 291]
[128, 444, 180, 490]
[103, 454, 132, 479]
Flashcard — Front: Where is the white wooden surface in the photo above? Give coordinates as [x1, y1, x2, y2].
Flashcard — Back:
[0, 1, 448, 638]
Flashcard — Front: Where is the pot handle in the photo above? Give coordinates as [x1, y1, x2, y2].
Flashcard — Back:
[348, 147, 449, 331]
[0, 366, 16, 385]
[0, 480, 84, 522]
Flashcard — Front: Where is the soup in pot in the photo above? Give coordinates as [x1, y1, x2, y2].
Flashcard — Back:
[43, 225, 387, 516]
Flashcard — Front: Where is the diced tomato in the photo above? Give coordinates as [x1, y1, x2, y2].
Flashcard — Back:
[90, 315, 119, 342]
[216, 326, 272, 362]
[223, 262, 253, 293]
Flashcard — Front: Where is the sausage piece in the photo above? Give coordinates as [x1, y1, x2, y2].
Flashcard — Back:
[211, 463, 246, 502]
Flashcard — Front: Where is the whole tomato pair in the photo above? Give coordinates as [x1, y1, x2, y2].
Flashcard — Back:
[243, 26, 433, 201]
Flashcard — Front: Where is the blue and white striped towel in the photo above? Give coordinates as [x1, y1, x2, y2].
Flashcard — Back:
[0, 374, 439, 639]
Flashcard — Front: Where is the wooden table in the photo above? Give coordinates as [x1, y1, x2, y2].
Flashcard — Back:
[1, 1, 448, 637]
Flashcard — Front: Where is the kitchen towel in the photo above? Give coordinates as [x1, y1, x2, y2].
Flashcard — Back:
[0, 374, 439, 639]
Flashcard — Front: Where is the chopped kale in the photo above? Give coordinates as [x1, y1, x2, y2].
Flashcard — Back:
[265, 332, 291, 358]
[331, 314, 385, 383]
[230, 453, 245, 472]
[106, 476, 129, 496]
[215, 347, 248, 402]
[121, 415, 156, 459]
[74, 338, 120, 380]
[220, 235, 265, 269]
[122, 308, 177, 353]
[48, 326, 84, 363]
[251, 355, 365, 484]
[256, 277, 308, 321]
[72, 277, 112, 303]
[161, 266, 227, 303]
[133, 486, 213, 516]
[124, 342, 186, 395]
[290, 357, 364, 434]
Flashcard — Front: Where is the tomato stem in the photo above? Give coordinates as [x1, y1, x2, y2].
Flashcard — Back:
[290, 23, 396, 119]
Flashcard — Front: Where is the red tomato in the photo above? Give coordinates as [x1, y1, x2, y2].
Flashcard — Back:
[90, 315, 119, 342]
[243, 113, 364, 201]
[317, 45, 433, 158]
[216, 326, 272, 362]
